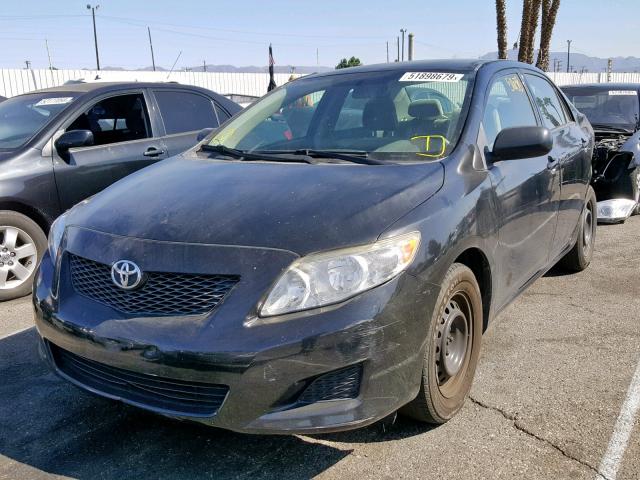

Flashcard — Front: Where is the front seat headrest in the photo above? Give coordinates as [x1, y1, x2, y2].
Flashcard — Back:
[408, 99, 444, 119]
[362, 97, 398, 132]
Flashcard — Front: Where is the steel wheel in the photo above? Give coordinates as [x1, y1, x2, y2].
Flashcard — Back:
[582, 202, 593, 255]
[0, 225, 38, 291]
[435, 292, 473, 398]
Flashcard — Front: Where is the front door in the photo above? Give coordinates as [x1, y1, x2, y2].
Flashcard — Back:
[53, 92, 168, 211]
[481, 72, 560, 307]
[523, 73, 589, 256]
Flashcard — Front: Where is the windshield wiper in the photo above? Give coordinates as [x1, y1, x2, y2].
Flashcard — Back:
[591, 123, 633, 134]
[200, 144, 315, 164]
[255, 149, 384, 165]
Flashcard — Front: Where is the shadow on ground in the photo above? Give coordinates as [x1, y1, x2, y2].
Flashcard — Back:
[0, 329, 432, 480]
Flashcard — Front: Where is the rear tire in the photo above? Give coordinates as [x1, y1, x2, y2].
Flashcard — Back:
[559, 186, 597, 272]
[401, 263, 483, 424]
[0, 211, 47, 302]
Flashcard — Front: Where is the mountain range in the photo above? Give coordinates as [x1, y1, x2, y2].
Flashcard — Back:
[480, 51, 640, 72]
[101, 51, 640, 74]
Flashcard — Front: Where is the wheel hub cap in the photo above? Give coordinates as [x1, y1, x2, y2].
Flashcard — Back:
[441, 303, 468, 377]
[0, 226, 38, 290]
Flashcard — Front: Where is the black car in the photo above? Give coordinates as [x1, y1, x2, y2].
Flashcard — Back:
[0, 82, 240, 300]
[34, 60, 595, 434]
[562, 83, 640, 222]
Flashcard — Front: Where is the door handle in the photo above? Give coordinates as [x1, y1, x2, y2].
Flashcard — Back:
[143, 147, 165, 157]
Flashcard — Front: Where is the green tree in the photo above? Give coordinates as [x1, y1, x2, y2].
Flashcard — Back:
[336, 56, 362, 69]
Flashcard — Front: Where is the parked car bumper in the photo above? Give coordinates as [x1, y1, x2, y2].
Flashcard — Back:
[33, 245, 438, 434]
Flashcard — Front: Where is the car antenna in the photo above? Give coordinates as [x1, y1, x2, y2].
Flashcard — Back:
[166, 50, 182, 81]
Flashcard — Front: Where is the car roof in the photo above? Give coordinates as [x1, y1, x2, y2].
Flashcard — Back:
[301, 59, 543, 79]
[25, 81, 217, 97]
[561, 83, 640, 91]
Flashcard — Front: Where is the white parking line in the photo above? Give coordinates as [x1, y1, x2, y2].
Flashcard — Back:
[597, 357, 640, 480]
[0, 325, 33, 340]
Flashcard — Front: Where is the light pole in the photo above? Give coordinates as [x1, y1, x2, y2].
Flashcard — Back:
[566, 39, 571, 73]
[400, 29, 407, 61]
[87, 4, 100, 71]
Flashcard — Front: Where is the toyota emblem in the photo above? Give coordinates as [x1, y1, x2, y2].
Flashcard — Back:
[111, 260, 144, 290]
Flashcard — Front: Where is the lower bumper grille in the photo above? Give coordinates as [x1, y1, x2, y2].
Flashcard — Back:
[298, 364, 363, 404]
[50, 343, 228, 417]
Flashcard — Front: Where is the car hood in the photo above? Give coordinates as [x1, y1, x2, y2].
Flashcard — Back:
[68, 154, 444, 255]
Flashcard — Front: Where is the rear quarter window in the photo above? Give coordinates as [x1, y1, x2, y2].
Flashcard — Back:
[154, 90, 219, 135]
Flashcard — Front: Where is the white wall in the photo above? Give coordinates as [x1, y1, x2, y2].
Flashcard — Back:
[0, 69, 297, 98]
[2, 68, 640, 99]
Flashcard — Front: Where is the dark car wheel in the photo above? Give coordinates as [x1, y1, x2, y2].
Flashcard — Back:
[402, 263, 483, 424]
[559, 186, 597, 272]
[0, 211, 47, 301]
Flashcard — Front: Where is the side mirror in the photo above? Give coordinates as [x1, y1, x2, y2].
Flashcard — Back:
[55, 129, 94, 153]
[196, 128, 215, 142]
[491, 126, 553, 161]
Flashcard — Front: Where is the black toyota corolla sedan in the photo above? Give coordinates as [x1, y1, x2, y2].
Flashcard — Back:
[33, 60, 595, 434]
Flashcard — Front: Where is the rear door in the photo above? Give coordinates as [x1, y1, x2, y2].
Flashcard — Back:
[522, 73, 589, 257]
[151, 89, 222, 156]
[481, 72, 561, 305]
[52, 91, 169, 211]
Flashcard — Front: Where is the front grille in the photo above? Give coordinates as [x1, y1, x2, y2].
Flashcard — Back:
[69, 254, 239, 316]
[50, 343, 229, 417]
[298, 364, 363, 404]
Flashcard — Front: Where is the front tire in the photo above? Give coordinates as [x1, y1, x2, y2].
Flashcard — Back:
[402, 263, 483, 424]
[559, 186, 597, 272]
[0, 211, 47, 302]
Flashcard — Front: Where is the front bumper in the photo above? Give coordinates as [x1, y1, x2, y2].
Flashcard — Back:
[33, 229, 438, 434]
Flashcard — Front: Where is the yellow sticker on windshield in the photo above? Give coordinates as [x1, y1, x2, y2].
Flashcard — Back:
[411, 135, 447, 157]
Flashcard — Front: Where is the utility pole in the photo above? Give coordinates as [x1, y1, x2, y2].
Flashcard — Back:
[87, 4, 101, 71]
[607, 58, 613, 82]
[408, 33, 414, 61]
[386, 41, 389, 63]
[400, 29, 406, 61]
[24, 60, 31, 69]
[45, 39, 53, 70]
[147, 27, 156, 71]
[203, 60, 207, 72]
[396, 36, 400, 62]
[566, 39, 571, 73]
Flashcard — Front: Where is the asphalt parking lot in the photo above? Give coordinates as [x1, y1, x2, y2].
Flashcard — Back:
[1, 218, 638, 480]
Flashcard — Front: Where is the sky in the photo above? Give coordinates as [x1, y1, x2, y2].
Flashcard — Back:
[0, 0, 637, 70]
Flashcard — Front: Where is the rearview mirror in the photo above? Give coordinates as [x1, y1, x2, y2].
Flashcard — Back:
[491, 126, 552, 160]
[55, 130, 94, 153]
[196, 128, 215, 142]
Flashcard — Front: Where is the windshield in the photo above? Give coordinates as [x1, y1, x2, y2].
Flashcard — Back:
[0, 92, 78, 149]
[208, 70, 474, 161]
[563, 87, 639, 130]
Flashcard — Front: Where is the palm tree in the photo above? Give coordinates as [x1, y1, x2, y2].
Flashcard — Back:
[496, 0, 508, 59]
[517, 0, 532, 62]
[518, 0, 542, 64]
[526, 0, 542, 63]
[536, 0, 561, 71]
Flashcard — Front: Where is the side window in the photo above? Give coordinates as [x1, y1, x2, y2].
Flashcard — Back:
[524, 74, 567, 129]
[215, 104, 230, 123]
[67, 94, 151, 146]
[483, 74, 538, 149]
[154, 90, 219, 135]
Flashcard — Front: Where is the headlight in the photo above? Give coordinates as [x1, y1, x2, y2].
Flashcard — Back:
[597, 199, 636, 222]
[260, 231, 421, 317]
[47, 214, 67, 263]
